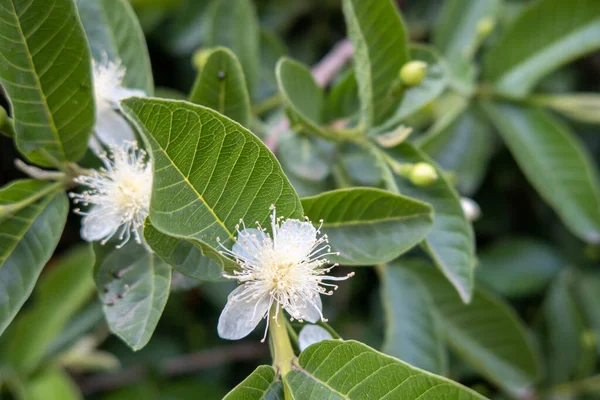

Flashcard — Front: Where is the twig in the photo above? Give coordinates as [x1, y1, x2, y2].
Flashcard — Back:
[78, 342, 269, 395]
[265, 39, 354, 152]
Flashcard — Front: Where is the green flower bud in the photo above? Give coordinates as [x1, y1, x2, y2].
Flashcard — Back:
[410, 162, 438, 186]
[399, 61, 427, 87]
[192, 49, 211, 70]
[476, 17, 496, 37]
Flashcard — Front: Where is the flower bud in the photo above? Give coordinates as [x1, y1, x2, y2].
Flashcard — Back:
[460, 197, 481, 222]
[399, 61, 427, 87]
[410, 162, 437, 186]
[476, 17, 496, 37]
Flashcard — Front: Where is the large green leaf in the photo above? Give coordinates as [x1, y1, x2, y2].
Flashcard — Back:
[94, 242, 171, 351]
[144, 220, 224, 282]
[543, 272, 587, 385]
[121, 97, 302, 251]
[206, 0, 260, 95]
[76, 0, 153, 94]
[380, 264, 447, 375]
[434, 0, 500, 57]
[189, 47, 251, 127]
[0, 0, 94, 167]
[5, 245, 94, 373]
[483, 0, 600, 97]
[387, 143, 475, 302]
[483, 102, 600, 243]
[285, 340, 485, 399]
[409, 261, 539, 394]
[24, 367, 82, 400]
[372, 46, 448, 135]
[0, 184, 68, 335]
[342, 0, 409, 128]
[301, 188, 433, 265]
[223, 365, 283, 400]
[419, 107, 495, 196]
[476, 237, 563, 299]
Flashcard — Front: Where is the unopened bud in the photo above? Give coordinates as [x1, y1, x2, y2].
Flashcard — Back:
[410, 162, 437, 186]
[192, 49, 211, 70]
[460, 197, 481, 222]
[476, 17, 496, 37]
[399, 61, 427, 87]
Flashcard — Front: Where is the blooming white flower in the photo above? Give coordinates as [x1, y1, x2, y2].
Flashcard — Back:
[91, 57, 145, 151]
[70, 141, 152, 247]
[217, 206, 354, 342]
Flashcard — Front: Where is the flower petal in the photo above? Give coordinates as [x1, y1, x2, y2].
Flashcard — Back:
[275, 219, 317, 263]
[232, 228, 272, 263]
[298, 324, 333, 351]
[218, 285, 270, 340]
[81, 206, 122, 242]
[112, 87, 146, 104]
[292, 294, 322, 323]
[94, 109, 136, 148]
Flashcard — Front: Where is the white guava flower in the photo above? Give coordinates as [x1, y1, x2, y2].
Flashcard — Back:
[298, 324, 334, 351]
[70, 141, 152, 247]
[217, 206, 354, 342]
[91, 57, 145, 151]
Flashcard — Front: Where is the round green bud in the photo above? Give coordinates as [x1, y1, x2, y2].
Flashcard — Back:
[399, 61, 428, 87]
[410, 162, 438, 186]
[192, 49, 211, 70]
[476, 17, 496, 37]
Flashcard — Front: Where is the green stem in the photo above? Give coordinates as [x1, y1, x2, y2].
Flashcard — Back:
[269, 306, 296, 377]
[363, 141, 401, 193]
[0, 179, 66, 219]
[252, 94, 282, 116]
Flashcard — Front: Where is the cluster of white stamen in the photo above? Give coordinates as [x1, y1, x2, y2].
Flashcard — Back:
[93, 57, 128, 112]
[69, 141, 152, 247]
[217, 205, 354, 342]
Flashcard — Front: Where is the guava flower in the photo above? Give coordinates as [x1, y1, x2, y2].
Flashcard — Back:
[91, 57, 145, 150]
[70, 141, 152, 247]
[298, 324, 333, 351]
[217, 206, 354, 342]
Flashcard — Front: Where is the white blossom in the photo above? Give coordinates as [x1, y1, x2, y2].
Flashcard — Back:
[217, 206, 354, 342]
[70, 141, 152, 247]
[298, 324, 333, 351]
[91, 57, 145, 150]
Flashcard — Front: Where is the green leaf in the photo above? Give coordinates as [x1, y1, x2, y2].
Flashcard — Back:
[223, 365, 283, 400]
[144, 220, 224, 282]
[275, 57, 327, 139]
[121, 97, 302, 251]
[408, 260, 539, 393]
[380, 264, 447, 375]
[24, 367, 82, 400]
[531, 93, 600, 125]
[477, 237, 563, 299]
[189, 47, 251, 127]
[483, 102, 600, 243]
[5, 245, 94, 373]
[434, 0, 500, 57]
[387, 143, 475, 302]
[419, 107, 495, 196]
[94, 242, 171, 351]
[0, 186, 68, 335]
[483, 0, 600, 97]
[285, 340, 485, 399]
[324, 70, 359, 123]
[576, 272, 600, 354]
[76, 0, 153, 94]
[542, 272, 587, 385]
[256, 29, 287, 103]
[301, 188, 433, 265]
[0, 0, 94, 167]
[206, 0, 260, 95]
[278, 132, 334, 182]
[372, 46, 448, 135]
[343, 0, 410, 127]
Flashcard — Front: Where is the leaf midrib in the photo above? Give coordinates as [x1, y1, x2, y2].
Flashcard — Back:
[320, 211, 431, 228]
[7, 0, 66, 158]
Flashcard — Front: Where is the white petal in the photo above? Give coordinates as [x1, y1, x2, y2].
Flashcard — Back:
[88, 135, 104, 155]
[217, 285, 270, 340]
[81, 207, 122, 242]
[112, 87, 146, 104]
[275, 219, 317, 262]
[232, 228, 272, 262]
[94, 109, 136, 147]
[299, 294, 322, 323]
[298, 324, 333, 351]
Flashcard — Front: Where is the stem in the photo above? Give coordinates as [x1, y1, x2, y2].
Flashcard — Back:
[364, 141, 401, 193]
[15, 159, 66, 181]
[269, 306, 296, 377]
[0, 179, 66, 218]
[253, 94, 282, 116]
